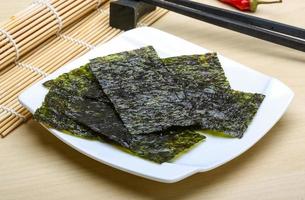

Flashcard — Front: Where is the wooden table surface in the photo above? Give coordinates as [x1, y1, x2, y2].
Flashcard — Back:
[1, 1, 305, 199]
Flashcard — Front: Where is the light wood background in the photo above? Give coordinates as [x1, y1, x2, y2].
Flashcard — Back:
[1, 1, 305, 200]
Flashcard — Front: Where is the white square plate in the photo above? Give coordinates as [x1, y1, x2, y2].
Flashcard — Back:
[19, 27, 294, 183]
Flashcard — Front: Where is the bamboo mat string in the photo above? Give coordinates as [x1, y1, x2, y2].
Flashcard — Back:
[97, 6, 109, 15]
[0, 105, 26, 122]
[13, 0, 59, 79]
[32, 0, 63, 35]
[59, 34, 96, 50]
[16, 62, 48, 77]
[0, 28, 20, 61]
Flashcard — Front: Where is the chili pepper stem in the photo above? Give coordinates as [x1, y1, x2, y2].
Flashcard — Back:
[251, 0, 283, 12]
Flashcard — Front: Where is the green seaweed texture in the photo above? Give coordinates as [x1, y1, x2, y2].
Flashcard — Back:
[34, 46, 265, 163]
[162, 53, 231, 91]
[34, 102, 99, 140]
[89, 46, 199, 135]
[34, 64, 205, 163]
[163, 53, 265, 138]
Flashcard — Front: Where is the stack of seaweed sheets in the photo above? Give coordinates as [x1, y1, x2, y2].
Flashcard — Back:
[34, 46, 265, 163]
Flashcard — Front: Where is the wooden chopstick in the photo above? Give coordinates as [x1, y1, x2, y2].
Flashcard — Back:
[165, 0, 305, 40]
[141, 0, 305, 52]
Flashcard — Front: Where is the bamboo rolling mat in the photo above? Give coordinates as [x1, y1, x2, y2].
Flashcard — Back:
[0, 0, 168, 137]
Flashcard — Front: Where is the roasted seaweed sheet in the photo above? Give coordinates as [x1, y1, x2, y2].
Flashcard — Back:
[196, 90, 265, 138]
[34, 65, 205, 163]
[34, 102, 99, 140]
[162, 53, 231, 91]
[43, 64, 110, 103]
[90, 47, 264, 138]
[162, 54, 265, 138]
[89, 46, 199, 135]
[34, 46, 265, 163]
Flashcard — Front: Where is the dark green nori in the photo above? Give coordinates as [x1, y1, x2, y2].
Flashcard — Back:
[44, 86, 131, 147]
[89, 46, 199, 135]
[34, 102, 100, 140]
[162, 53, 265, 138]
[43, 64, 110, 103]
[129, 129, 204, 163]
[35, 65, 205, 163]
[90, 48, 264, 138]
[162, 53, 231, 90]
[34, 46, 265, 163]
[196, 90, 265, 138]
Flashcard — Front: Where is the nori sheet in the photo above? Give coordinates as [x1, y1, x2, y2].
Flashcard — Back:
[89, 46, 199, 135]
[34, 65, 205, 163]
[90, 47, 264, 138]
[195, 90, 265, 138]
[162, 53, 231, 90]
[162, 53, 265, 138]
[44, 86, 131, 147]
[34, 102, 100, 140]
[34, 46, 265, 164]
[43, 64, 110, 103]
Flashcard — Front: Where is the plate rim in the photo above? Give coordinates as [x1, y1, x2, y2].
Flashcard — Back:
[18, 27, 294, 183]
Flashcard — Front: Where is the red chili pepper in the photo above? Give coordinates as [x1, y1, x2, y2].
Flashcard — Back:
[219, 0, 282, 12]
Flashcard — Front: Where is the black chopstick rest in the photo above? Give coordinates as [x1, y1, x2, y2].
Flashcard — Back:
[110, 0, 156, 31]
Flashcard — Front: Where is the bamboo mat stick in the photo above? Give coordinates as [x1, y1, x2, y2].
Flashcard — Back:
[0, 104, 29, 122]
[0, 115, 27, 133]
[2, 96, 25, 110]
[0, 1, 67, 51]
[0, 33, 134, 109]
[0, 3, 36, 27]
[1, 113, 31, 137]
[0, 110, 28, 126]
[1, 117, 30, 137]
[0, 107, 27, 125]
[0, 37, 59, 82]
[0, 1, 104, 57]
[2, 46, 92, 109]
[65, 14, 107, 39]
[0, 0, 105, 70]
[0, 2, 97, 67]
[1, 99, 21, 113]
[0, 0, 77, 44]
[25, 22, 104, 70]
[1, 45, 91, 119]
[1, 1, 70, 55]
[0, 30, 57, 68]
[3, 1, 95, 43]
[0, 10, 106, 84]
[0, 4, 43, 44]
[0, 2, 108, 136]
[62, 10, 102, 36]
[0, 64, 14, 76]
[0, 106, 29, 125]
[0, 0, 87, 35]
[0, 40, 72, 88]
[1, 43, 87, 104]
[1, 47, 96, 130]
[1, 1, 63, 45]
